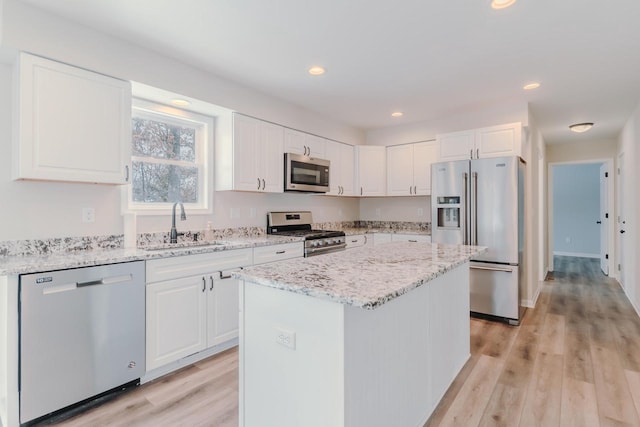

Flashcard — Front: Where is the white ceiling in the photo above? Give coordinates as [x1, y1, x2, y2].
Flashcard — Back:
[21, 0, 640, 144]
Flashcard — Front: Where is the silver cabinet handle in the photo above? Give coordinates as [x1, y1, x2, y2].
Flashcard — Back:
[276, 250, 286, 254]
[470, 265, 513, 273]
[219, 272, 233, 280]
[202, 276, 206, 292]
[476, 148, 479, 159]
[262, 178, 266, 190]
[408, 239, 418, 243]
[257, 178, 261, 190]
[470, 149, 473, 159]
[125, 165, 130, 182]
[414, 185, 417, 194]
[360, 187, 363, 196]
[209, 275, 214, 291]
[409, 186, 413, 195]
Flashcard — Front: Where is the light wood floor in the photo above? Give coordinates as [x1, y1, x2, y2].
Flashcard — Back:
[44, 256, 640, 427]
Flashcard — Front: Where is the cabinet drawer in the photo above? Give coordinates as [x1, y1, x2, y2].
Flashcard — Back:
[146, 248, 253, 283]
[253, 242, 304, 264]
[345, 235, 367, 248]
[391, 234, 431, 243]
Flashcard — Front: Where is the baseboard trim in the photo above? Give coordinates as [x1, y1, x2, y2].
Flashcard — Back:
[553, 251, 600, 259]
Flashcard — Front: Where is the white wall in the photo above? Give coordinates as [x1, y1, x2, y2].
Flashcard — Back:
[551, 163, 601, 257]
[617, 100, 639, 313]
[0, 0, 365, 240]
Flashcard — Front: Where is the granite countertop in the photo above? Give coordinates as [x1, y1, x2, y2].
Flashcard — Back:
[234, 242, 486, 310]
[0, 235, 304, 275]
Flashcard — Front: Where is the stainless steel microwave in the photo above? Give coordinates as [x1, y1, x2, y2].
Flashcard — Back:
[284, 153, 330, 193]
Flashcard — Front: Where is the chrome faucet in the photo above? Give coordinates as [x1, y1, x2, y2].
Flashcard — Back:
[170, 202, 187, 243]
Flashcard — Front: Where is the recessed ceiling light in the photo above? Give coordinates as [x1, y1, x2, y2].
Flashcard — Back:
[308, 66, 326, 76]
[523, 82, 541, 90]
[170, 99, 190, 107]
[569, 122, 594, 133]
[391, 112, 403, 117]
[491, 0, 516, 9]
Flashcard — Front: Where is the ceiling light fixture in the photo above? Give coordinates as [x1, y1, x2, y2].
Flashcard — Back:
[491, 0, 516, 9]
[569, 122, 594, 133]
[391, 112, 403, 117]
[308, 66, 326, 76]
[523, 82, 540, 90]
[170, 99, 190, 107]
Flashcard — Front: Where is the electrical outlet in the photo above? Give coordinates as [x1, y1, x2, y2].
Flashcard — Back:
[82, 208, 95, 223]
[275, 328, 296, 350]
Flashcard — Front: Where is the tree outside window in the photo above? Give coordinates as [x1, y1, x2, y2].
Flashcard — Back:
[128, 99, 213, 212]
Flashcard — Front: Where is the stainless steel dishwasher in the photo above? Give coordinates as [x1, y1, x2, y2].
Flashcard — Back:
[19, 261, 145, 424]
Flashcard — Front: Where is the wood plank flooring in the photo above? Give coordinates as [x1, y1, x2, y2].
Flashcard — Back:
[427, 256, 640, 427]
[41, 256, 640, 427]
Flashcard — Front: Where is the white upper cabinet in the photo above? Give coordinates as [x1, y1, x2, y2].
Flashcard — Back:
[386, 141, 438, 196]
[231, 113, 284, 193]
[284, 128, 325, 158]
[13, 52, 132, 184]
[437, 122, 523, 161]
[356, 145, 386, 196]
[325, 140, 355, 196]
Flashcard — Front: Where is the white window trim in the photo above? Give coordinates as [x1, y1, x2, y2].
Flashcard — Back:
[123, 98, 214, 215]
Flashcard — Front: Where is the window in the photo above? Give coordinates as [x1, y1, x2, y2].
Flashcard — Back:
[128, 98, 213, 213]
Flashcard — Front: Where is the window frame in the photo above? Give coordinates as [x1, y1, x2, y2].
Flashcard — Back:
[125, 98, 214, 215]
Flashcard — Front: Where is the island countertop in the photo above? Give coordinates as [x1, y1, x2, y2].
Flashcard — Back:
[234, 242, 486, 309]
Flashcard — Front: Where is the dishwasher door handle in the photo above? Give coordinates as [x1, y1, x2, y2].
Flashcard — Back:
[76, 274, 133, 288]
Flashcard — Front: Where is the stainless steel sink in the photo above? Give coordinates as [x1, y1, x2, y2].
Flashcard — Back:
[140, 241, 229, 251]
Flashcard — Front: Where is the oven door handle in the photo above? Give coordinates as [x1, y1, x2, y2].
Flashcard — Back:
[306, 243, 347, 256]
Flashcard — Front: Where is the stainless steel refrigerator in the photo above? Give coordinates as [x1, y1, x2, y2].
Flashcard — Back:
[431, 156, 525, 325]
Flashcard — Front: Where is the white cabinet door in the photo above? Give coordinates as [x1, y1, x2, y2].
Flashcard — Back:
[436, 130, 475, 161]
[437, 123, 523, 161]
[284, 129, 325, 158]
[325, 141, 355, 196]
[372, 233, 392, 245]
[391, 234, 431, 243]
[14, 53, 131, 184]
[356, 146, 386, 196]
[233, 114, 284, 192]
[386, 144, 414, 196]
[345, 234, 367, 248]
[146, 275, 208, 370]
[253, 242, 304, 264]
[413, 141, 438, 195]
[259, 121, 285, 193]
[476, 122, 522, 159]
[208, 271, 241, 347]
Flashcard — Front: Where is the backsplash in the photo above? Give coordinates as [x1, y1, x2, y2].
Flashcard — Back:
[0, 221, 431, 257]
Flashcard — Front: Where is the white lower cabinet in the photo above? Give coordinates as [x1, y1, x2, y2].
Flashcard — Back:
[145, 248, 252, 371]
[391, 234, 432, 243]
[253, 242, 304, 264]
[345, 234, 367, 248]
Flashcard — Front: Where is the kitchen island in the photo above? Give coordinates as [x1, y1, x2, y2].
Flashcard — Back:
[235, 241, 486, 427]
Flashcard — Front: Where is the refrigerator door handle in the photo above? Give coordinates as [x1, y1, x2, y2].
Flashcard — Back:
[473, 171, 478, 245]
[463, 172, 469, 245]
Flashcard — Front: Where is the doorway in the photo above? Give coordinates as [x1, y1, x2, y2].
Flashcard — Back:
[548, 159, 614, 274]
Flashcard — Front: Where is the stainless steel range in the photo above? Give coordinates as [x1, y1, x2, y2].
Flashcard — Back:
[267, 211, 346, 257]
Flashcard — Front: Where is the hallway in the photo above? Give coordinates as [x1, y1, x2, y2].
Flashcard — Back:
[427, 256, 640, 426]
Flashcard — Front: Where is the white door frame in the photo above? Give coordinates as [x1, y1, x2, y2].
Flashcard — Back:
[599, 163, 609, 275]
[547, 158, 615, 272]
